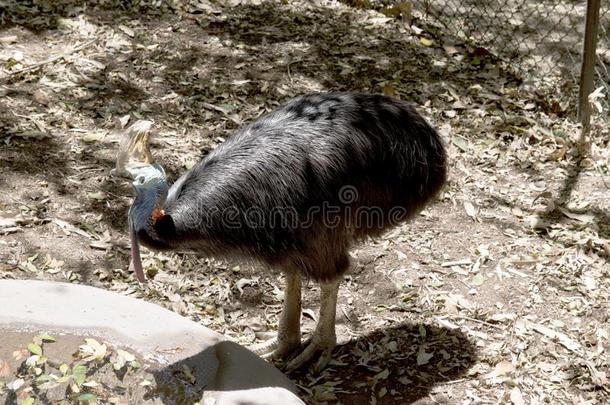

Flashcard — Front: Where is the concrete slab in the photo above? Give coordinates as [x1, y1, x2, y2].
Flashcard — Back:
[0, 279, 303, 404]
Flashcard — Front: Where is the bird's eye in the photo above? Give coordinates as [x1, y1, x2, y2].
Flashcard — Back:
[136, 176, 145, 185]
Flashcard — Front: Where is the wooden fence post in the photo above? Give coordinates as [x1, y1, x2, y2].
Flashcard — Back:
[578, 0, 601, 129]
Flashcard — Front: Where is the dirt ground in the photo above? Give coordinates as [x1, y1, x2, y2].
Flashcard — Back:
[1, 1, 609, 404]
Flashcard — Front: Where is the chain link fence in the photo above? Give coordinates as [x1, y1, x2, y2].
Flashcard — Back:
[595, 5, 610, 107]
[2, 0, 608, 115]
[407, 0, 609, 115]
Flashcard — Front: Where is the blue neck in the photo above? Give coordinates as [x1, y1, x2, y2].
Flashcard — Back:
[129, 182, 168, 235]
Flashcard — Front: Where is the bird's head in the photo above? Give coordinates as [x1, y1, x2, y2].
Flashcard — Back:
[128, 162, 168, 234]
[113, 120, 168, 283]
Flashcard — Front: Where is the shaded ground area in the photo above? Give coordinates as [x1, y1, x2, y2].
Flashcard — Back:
[1, 1, 609, 403]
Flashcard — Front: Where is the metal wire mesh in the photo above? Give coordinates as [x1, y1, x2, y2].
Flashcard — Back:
[595, 6, 610, 104]
[410, 0, 609, 113]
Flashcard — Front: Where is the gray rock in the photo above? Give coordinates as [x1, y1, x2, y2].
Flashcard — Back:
[0, 280, 302, 405]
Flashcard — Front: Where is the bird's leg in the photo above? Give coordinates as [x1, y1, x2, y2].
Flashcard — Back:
[274, 271, 302, 358]
[250, 272, 302, 359]
[286, 277, 340, 373]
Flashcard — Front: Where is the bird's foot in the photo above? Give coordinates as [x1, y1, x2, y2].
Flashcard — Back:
[249, 336, 301, 361]
[285, 334, 336, 373]
[250, 334, 335, 373]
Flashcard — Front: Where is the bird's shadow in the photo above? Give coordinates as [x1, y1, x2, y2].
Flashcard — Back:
[148, 322, 477, 404]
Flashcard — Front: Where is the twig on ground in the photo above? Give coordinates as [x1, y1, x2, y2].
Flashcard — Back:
[10, 111, 46, 132]
[8, 38, 98, 76]
[453, 315, 505, 330]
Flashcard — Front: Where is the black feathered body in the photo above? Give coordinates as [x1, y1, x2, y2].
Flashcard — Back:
[142, 93, 446, 281]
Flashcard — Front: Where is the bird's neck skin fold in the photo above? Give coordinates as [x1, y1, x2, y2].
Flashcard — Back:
[129, 185, 165, 235]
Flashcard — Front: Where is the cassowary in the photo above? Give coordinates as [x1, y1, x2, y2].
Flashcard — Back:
[115, 93, 447, 373]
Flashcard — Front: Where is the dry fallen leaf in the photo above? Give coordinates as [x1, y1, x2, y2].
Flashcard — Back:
[113, 349, 136, 370]
[0, 217, 18, 228]
[79, 338, 108, 362]
[444, 109, 457, 118]
[527, 322, 583, 353]
[510, 386, 525, 405]
[416, 346, 433, 365]
[452, 135, 469, 151]
[420, 37, 433, 46]
[118, 24, 135, 37]
[6, 378, 25, 391]
[488, 360, 515, 378]
[464, 201, 479, 220]
[557, 207, 595, 224]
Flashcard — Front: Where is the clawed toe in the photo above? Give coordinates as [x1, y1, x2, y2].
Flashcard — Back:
[285, 340, 335, 373]
[249, 337, 301, 361]
[249, 338, 279, 358]
[272, 341, 302, 361]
